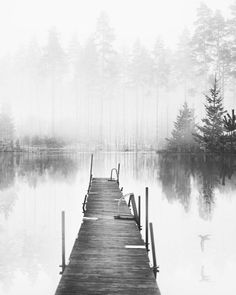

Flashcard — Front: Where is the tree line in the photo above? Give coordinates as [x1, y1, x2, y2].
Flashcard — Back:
[1, 3, 236, 149]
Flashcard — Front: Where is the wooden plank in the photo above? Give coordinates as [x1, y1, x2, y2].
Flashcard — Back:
[55, 178, 161, 295]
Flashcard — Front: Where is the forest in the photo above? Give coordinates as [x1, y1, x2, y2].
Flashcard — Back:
[0, 2, 236, 151]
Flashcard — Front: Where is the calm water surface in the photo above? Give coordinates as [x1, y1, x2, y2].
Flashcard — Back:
[0, 152, 236, 295]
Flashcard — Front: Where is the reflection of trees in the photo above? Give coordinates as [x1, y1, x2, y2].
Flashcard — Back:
[195, 155, 222, 220]
[17, 154, 78, 186]
[0, 153, 78, 218]
[0, 153, 17, 218]
[198, 177, 215, 220]
[158, 153, 193, 211]
[219, 155, 236, 186]
[158, 153, 236, 218]
[0, 153, 15, 190]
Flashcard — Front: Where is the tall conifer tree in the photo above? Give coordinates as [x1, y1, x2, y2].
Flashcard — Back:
[167, 102, 196, 152]
[194, 77, 225, 152]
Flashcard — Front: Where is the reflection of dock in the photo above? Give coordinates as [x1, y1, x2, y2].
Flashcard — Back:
[55, 159, 160, 295]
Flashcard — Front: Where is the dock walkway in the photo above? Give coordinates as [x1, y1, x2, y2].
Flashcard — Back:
[55, 177, 161, 295]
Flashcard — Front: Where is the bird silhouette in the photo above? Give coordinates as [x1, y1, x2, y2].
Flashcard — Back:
[198, 234, 211, 252]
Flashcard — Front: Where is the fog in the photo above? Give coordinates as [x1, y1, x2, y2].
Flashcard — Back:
[0, 0, 235, 150]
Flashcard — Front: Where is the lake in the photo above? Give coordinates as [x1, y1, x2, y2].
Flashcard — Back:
[0, 152, 235, 295]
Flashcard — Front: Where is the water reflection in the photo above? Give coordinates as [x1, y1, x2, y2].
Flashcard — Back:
[158, 153, 193, 211]
[0, 152, 235, 295]
[158, 153, 236, 219]
[0, 152, 88, 295]
[200, 265, 210, 282]
[198, 234, 211, 252]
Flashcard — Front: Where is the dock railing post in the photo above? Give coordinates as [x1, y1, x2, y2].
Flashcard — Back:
[88, 154, 93, 193]
[90, 154, 93, 178]
[117, 163, 120, 184]
[128, 195, 132, 207]
[138, 195, 141, 230]
[149, 222, 158, 278]
[130, 194, 138, 225]
[145, 187, 149, 251]
[60, 211, 66, 274]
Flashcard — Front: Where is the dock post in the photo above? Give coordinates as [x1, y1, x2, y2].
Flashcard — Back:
[90, 154, 93, 178]
[117, 163, 120, 184]
[138, 195, 141, 230]
[60, 211, 66, 274]
[130, 194, 138, 225]
[145, 187, 149, 251]
[88, 154, 93, 193]
[149, 222, 158, 278]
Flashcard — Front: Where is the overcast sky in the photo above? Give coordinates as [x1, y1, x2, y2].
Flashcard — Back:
[0, 0, 234, 54]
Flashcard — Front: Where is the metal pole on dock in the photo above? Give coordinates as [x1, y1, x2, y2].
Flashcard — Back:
[60, 211, 66, 274]
[145, 187, 149, 251]
[149, 222, 158, 278]
[138, 196, 141, 230]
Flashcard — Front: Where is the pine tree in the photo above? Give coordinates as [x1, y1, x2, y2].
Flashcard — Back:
[94, 12, 116, 145]
[95, 11, 116, 80]
[0, 104, 14, 147]
[152, 38, 171, 146]
[167, 102, 196, 152]
[210, 10, 231, 97]
[194, 77, 225, 152]
[223, 109, 236, 152]
[191, 3, 213, 81]
[228, 1, 236, 77]
[152, 38, 170, 89]
[42, 27, 67, 136]
[130, 40, 153, 149]
[175, 28, 197, 102]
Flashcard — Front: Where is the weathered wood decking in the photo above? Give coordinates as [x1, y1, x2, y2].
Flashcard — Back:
[55, 177, 161, 295]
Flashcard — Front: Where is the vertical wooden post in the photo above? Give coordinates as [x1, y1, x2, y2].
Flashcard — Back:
[130, 194, 138, 224]
[117, 163, 120, 184]
[60, 211, 66, 274]
[90, 154, 93, 179]
[128, 195, 132, 208]
[150, 222, 157, 278]
[88, 154, 93, 193]
[145, 187, 149, 251]
[138, 195, 141, 230]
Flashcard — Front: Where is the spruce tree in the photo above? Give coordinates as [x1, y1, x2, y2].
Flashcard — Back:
[167, 102, 196, 152]
[195, 77, 225, 152]
[191, 3, 213, 79]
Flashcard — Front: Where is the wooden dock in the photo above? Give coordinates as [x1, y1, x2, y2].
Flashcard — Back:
[55, 175, 161, 295]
